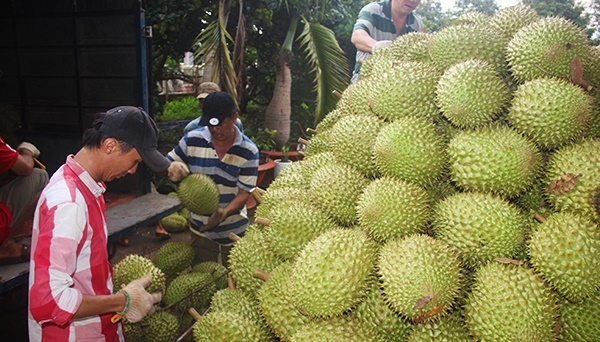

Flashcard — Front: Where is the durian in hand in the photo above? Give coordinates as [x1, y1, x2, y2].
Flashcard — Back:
[177, 173, 219, 215]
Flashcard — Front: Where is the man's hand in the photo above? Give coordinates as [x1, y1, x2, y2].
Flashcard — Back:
[167, 161, 190, 182]
[199, 208, 226, 232]
[372, 40, 393, 53]
[119, 275, 162, 323]
[17, 142, 40, 158]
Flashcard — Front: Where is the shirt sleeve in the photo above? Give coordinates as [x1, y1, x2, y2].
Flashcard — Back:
[0, 137, 19, 174]
[29, 201, 86, 326]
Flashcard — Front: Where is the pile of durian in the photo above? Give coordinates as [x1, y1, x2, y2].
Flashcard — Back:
[120, 5, 600, 342]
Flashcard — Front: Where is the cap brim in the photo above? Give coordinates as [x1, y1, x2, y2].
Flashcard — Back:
[137, 148, 171, 172]
[196, 93, 209, 99]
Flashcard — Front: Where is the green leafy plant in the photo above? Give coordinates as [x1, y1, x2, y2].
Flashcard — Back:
[156, 96, 200, 122]
[250, 127, 277, 151]
[280, 144, 290, 162]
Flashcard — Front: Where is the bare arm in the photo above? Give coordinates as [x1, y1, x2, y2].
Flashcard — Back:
[201, 188, 250, 232]
[73, 293, 127, 319]
[11, 148, 35, 176]
[351, 29, 378, 53]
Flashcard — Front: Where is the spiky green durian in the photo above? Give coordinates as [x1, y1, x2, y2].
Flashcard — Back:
[309, 162, 370, 226]
[302, 130, 332, 157]
[506, 16, 589, 83]
[112, 254, 166, 294]
[177, 173, 219, 215]
[256, 262, 313, 341]
[432, 191, 528, 268]
[253, 187, 310, 218]
[161, 212, 188, 233]
[373, 116, 448, 188]
[359, 47, 396, 80]
[266, 160, 309, 190]
[289, 228, 378, 318]
[450, 10, 490, 26]
[528, 211, 600, 302]
[389, 31, 433, 63]
[151, 241, 195, 284]
[544, 139, 600, 223]
[464, 261, 558, 342]
[163, 271, 217, 313]
[559, 293, 600, 341]
[227, 227, 283, 297]
[436, 59, 510, 129]
[378, 234, 462, 322]
[210, 288, 271, 338]
[349, 278, 412, 342]
[357, 176, 431, 244]
[489, 4, 540, 41]
[429, 23, 506, 73]
[508, 77, 592, 149]
[191, 261, 228, 290]
[143, 311, 180, 342]
[261, 200, 338, 261]
[192, 310, 271, 342]
[368, 61, 442, 122]
[314, 108, 343, 134]
[335, 79, 377, 118]
[289, 316, 384, 342]
[588, 89, 600, 139]
[406, 312, 472, 342]
[328, 114, 386, 178]
[448, 125, 542, 198]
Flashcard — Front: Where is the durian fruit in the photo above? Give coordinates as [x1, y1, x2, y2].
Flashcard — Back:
[544, 138, 600, 223]
[177, 173, 219, 215]
[227, 226, 283, 297]
[448, 125, 542, 198]
[489, 4, 540, 41]
[349, 278, 412, 342]
[192, 310, 271, 342]
[161, 212, 188, 233]
[253, 187, 310, 219]
[209, 288, 272, 338]
[373, 116, 448, 189]
[588, 90, 600, 139]
[151, 241, 195, 284]
[432, 191, 528, 268]
[368, 61, 442, 122]
[112, 254, 166, 294]
[506, 16, 590, 83]
[429, 23, 507, 73]
[328, 114, 387, 178]
[309, 162, 370, 226]
[289, 316, 384, 342]
[260, 200, 338, 261]
[335, 80, 377, 118]
[191, 261, 228, 290]
[256, 262, 313, 341]
[464, 261, 558, 342]
[141, 310, 180, 342]
[528, 211, 600, 302]
[406, 312, 472, 342]
[559, 293, 600, 341]
[301, 130, 331, 157]
[450, 10, 490, 26]
[265, 161, 308, 190]
[356, 176, 431, 244]
[436, 59, 510, 129]
[389, 31, 433, 63]
[163, 271, 217, 313]
[507, 77, 592, 150]
[359, 47, 396, 80]
[289, 228, 378, 318]
[377, 234, 462, 323]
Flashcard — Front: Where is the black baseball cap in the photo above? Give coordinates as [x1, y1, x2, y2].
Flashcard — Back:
[98, 106, 170, 172]
[199, 91, 238, 127]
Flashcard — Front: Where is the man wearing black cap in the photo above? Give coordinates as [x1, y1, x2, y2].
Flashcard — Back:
[167, 91, 259, 265]
[28, 106, 171, 341]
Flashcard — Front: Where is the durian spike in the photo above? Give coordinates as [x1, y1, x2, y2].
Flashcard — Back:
[534, 212, 547, 223]
[332, 89, 343, 99]
[306, 127, 318, 135]
[188, 307, 202, 321]
[229, 232, 242, 242]
[253, 268, 271, 281]
[298, 137, 309, 145]
[254, 217, 272, 226]
[227, 276, 236, 289]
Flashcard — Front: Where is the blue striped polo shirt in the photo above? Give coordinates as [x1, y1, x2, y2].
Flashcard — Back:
[167, 125, 259, 244]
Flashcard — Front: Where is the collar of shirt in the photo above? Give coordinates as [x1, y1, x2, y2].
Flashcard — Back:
[65, 154, 106, 198]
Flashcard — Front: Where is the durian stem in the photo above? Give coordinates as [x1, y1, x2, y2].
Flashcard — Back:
[534, 212, 546, 223]
[306, 127, 318, 135]
[253, 268, 271, 281]
[227, 276, 236, 289]
[254, 217, 272, 226]
[188, 308, 202, 321]
[298, 137, 309, 145]
[332, 89, 343, 99]
[229, 232, 242, 242]
[250, 187, 264, 204]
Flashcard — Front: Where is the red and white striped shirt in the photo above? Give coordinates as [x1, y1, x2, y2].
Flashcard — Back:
[28, 155, 124, 342]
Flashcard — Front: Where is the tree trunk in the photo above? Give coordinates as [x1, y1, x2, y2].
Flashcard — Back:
[264, 49, 292, 148]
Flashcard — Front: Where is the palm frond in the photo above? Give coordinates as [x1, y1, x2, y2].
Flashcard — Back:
[297, 18, 350, 124]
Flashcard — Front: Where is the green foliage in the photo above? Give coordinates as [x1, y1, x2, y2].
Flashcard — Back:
[248, 127, 277, 151]
[280, 144, 290, 162]
[156, 97, 200, 122]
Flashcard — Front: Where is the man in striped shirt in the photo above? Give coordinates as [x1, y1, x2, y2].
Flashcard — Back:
[28, 107, 167, 341]
[351, 0, 427, 83]
[166, 91, 259, 265]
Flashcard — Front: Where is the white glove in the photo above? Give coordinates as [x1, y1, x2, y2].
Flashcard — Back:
[372, 40, 393, 53]
[167, 161, 190, 182]
[118, 275, 162, 323]
[17, 142, 40, 158]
